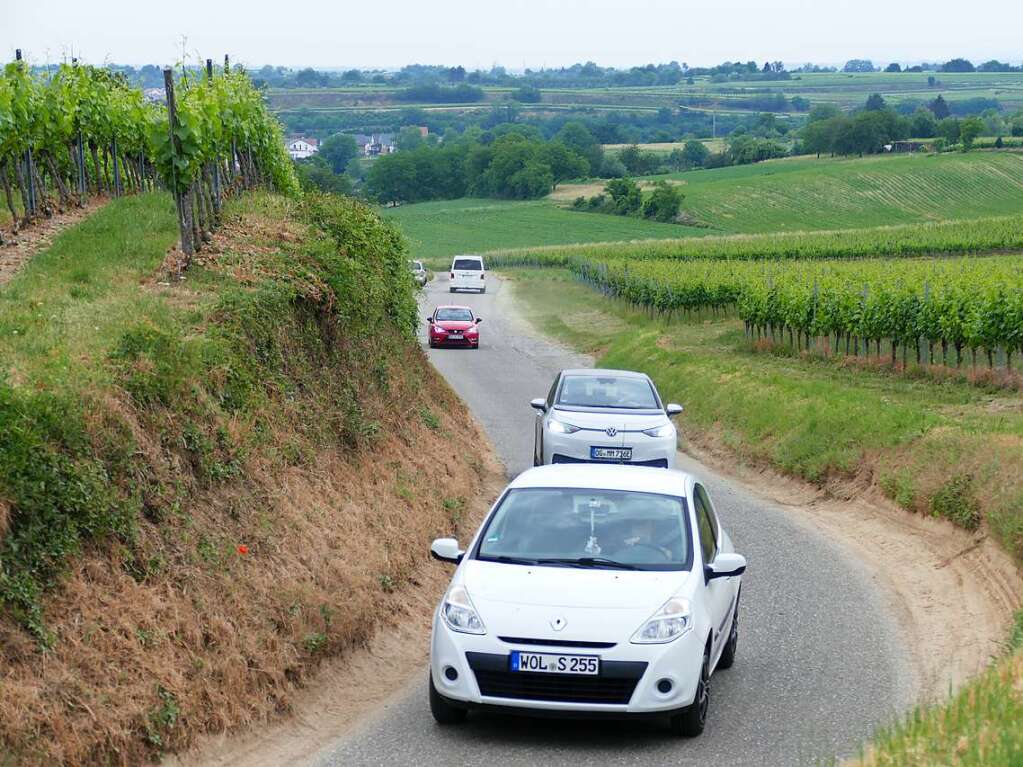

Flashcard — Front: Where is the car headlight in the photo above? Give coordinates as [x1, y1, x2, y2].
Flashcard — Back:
[433, 326, 446, 333]
[631, 597, 692, 644]
[441, 585, 486, 635]
[548, 419, 581, 435]
[642, 423, 674, 438]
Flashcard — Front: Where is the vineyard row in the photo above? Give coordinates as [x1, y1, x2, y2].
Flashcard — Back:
[0, 53, 297, 260]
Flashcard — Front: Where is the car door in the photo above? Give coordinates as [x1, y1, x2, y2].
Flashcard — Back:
[535, 374, 560, 464]
[694, 483, 733, 660]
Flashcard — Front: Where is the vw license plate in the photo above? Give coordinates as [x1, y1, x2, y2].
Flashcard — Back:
[510, 651, 599, 675]
[591, 446, 632, 460]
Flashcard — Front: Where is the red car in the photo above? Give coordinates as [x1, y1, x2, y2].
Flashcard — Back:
[427, 305, 483, 349]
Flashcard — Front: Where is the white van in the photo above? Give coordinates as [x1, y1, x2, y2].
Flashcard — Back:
[449, 255, 486, 294]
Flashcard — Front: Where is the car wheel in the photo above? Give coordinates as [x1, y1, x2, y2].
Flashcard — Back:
[669, 650, 709, 737]
[449, 287, 456, 293]
[480, 287, 486, 294]
[429, 674, 467, 725]
[717, 593, 740, 670]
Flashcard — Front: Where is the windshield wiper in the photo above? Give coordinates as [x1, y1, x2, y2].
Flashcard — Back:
[536, 557, 641, 570]
[483, 555, 538, 565]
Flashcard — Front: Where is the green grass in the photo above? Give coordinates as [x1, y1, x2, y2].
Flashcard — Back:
[643, 152, 1023, 233]
[381, 197, 704, 261]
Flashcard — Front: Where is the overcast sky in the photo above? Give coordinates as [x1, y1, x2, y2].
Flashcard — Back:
[4, 0, 1022, 70]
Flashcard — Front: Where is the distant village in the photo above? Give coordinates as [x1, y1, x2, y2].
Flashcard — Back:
[285, 127, 430, 160]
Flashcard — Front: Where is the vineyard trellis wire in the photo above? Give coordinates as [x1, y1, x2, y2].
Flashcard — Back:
[0, 51, 297, 262]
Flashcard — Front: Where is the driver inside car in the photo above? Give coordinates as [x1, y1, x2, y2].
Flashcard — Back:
[613, 517, 673, 561]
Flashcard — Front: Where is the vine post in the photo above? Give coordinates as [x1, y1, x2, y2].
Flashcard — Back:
[162, 67, 194, 261]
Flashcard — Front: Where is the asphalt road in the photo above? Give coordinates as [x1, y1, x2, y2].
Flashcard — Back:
[316, 274, 911, 767]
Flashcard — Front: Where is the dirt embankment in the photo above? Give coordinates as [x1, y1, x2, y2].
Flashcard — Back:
[0, 194, 503, 766]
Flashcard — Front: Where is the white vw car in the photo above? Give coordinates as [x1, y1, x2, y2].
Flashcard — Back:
[428, 464, 746, 736]
[531, 369, 683, 469]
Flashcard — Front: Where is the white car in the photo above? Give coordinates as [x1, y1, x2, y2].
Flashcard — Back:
[410, 259, 428, 287]
[531, 369, 683, 469]
[428, 464, 746, 736]
[449, 255, 486, 293]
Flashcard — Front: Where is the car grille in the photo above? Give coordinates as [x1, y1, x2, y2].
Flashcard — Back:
[466, 652, 646, 705]
[498, 636, 616, 649]
[552, 454, 668, 469]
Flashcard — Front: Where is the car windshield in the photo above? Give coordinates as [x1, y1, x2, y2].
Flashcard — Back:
[453, 258, 483, 271]
[436, 308, 473, 321]
[557, 375, 659, 410]
[476, 488, 691, 571]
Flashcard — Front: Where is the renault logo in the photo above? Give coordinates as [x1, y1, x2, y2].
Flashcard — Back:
[605, 427, 617, 437]
[550, 617, 567, 632]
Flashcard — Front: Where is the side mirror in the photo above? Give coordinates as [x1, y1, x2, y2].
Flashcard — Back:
[431, 538, 463, 564]
[706, 552, 746, 581]
[424, 317, 433, 323]
[530, 398, 547, 412]
[475, 317, 483, 323]
[666, 403, 683, 417]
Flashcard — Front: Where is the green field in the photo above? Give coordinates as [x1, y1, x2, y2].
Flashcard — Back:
[381, 198, 704, 260]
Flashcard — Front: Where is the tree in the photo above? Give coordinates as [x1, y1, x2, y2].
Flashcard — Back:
[604, 177, 643, 215]
[864, 93, 887, 111]
[959, 117, 984, 150]
[885, 63, 902, 73]
[941, 58, 975, 73]
[318, 133, 359, 173]
[843, 59, 876, 73]
[554, 121, 603, 175]
[681, 139, 711, 168]
[295, 67, 327, 87]
[790, 96, 811, 112]
[929, 95, 950, 120]
[937, 117, 961, 144]
[910, 108, 937, 138]
[295, 158, 354, 195]
[642, 181, 684, 222]
[808, 103, 842, 123]
[802, 117, 844, 157]
[396, 126, 426, 151]
[514, 85, 542, 103]
[540, 142, 589, 187]
[365, 153, 418, 205]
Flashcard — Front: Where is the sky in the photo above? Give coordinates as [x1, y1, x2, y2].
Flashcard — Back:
[3, 0, 1022, 70]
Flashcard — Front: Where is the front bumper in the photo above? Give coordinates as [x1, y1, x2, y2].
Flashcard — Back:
[430, 610, 703, 716]
[542, 430, 677, 469]
[430, 333, 479, 347]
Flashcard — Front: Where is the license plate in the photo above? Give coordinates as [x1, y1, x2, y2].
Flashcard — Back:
[449, 333, 463, 339]
[510, 651, 599, 675]
[591, 446, 632, 460]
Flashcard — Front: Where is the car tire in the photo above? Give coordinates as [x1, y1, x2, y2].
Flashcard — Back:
[669, 650, 709, 737]
[480, 287, 486, 294]
[717, 593, 740, 670]
[429, 674, 467, 725]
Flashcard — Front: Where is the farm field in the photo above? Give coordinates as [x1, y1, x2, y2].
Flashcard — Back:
[380, 197, 705, 260]
[564, 152, 1023, 233]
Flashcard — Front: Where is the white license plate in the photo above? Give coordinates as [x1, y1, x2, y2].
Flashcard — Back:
[510, 651, 599, 675]
[448, 333, 463, 339]
[591, 447, 632, 460]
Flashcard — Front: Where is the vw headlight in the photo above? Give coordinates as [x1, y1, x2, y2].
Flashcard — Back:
[631, 597, 692, 644]
[642, 423, 674, 438]
[441, 585, 486, 635]
[548, 419, 581, 435]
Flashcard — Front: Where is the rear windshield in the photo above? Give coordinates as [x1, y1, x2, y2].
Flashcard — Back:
[558, 375, 659, 410]
[436, 308, 473, 321]
[453, 258, 483, 271]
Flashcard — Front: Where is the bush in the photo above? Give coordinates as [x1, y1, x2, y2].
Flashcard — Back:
[929, 473, 981, 530]
[642, 181, 685, 222]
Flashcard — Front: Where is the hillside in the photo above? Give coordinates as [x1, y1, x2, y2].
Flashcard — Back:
[0, 192, 494, 765]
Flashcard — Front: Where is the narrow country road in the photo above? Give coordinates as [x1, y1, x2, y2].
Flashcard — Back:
[315, 273, 912, 767]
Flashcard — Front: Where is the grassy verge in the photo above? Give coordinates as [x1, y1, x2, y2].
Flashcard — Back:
[0, 192, 488, 765]
[503, 269, 1023, 557]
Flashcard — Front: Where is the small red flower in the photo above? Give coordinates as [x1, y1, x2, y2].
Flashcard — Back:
[237, 545, 249, 555]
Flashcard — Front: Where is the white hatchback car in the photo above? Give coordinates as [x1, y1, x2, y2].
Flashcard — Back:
[450, 255, 486, 294]
[428, 464, 746, 736]
[532, 369, 683, 469]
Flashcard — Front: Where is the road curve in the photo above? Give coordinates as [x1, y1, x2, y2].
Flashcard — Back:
[316, 273, 912, 767]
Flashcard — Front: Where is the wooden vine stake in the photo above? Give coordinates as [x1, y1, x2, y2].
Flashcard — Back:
[163, 67, 194, 271]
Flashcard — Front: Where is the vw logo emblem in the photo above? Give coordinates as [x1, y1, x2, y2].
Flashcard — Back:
[605, 427, 617, 437]
[550, 617, 567, 632]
